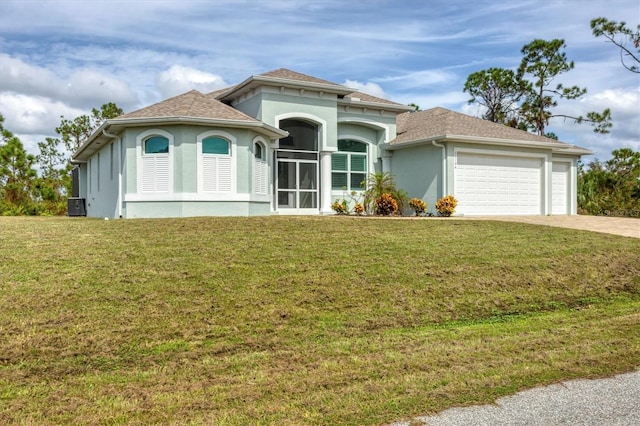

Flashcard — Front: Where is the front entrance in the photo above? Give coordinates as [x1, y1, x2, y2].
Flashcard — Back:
[275, 118, 320, 214]
[276, 154, 318, 214]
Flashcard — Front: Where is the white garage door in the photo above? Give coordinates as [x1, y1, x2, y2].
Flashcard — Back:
[552, 162, 570, 215]
[454, 152, 542, 215]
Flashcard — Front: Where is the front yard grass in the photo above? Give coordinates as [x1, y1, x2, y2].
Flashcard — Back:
[1, 216, 639, 425]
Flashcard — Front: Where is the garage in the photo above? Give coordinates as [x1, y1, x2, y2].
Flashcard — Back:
[551, 162, 570, 215]
[454, 152, 543, 215]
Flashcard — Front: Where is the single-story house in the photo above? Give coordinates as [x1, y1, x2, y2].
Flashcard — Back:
[71, 68, 592, 218]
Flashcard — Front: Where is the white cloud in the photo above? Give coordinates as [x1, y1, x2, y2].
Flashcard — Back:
[156, 65, 228, 98]
[342, 80, 387, 99]
[0, 93, 86, 136]
[0, 54, 138, 109]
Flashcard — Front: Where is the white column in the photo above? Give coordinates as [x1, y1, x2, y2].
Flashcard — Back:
[320, 150, 333, 214]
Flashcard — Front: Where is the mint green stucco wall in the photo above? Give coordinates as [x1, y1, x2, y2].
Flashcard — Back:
[84, 141, 119, 218]
[98, 124, 272, 218]
[391, 144, 443, 215]
[121, 125, 260, 197]
[232, 94, 263, 121]
[258, 90, 339, 150]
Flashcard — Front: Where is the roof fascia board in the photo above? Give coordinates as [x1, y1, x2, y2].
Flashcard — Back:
[388, 134, 592, 154]
[220, 75, 354, 101]
[338, 98, 414, 112]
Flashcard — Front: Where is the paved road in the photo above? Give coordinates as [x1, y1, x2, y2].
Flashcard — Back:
[390, 369, 640, 426]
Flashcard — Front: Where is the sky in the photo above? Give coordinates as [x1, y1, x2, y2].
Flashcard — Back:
[0, 0, 638, 162]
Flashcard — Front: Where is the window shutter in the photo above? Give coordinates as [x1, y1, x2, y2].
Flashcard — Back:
[217, 157, 232, 192]
[332, 172, 348, 190]
[255, 159, 268, 195]
[142, 156, 169, 193]
[351, 155, 366, 172]
[203, 156, 232, 192]
[332, 154, 347, 171]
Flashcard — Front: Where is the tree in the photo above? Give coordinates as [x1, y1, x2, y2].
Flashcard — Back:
[56, 102, 123, 153]
[35, 137, 70, 214]
[0, 115, 37, 214]
[464, 39, 612, 136]
[518, 39, 612, 136]
[578, 148, 640, 216]
[591, 17, 640, 73]
[463, 67, 529, 127]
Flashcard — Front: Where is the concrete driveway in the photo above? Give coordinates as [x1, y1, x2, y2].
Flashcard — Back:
[461, 215, 639, 239]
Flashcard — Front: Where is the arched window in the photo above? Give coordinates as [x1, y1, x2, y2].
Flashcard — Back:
[254, 141, 268, 195]
[138, 132, 172, 193]
[332, 139, 367, 191]
[197, 132, 234, 193]
[202, 137, 229, 155]
[144, 136, 169, 154]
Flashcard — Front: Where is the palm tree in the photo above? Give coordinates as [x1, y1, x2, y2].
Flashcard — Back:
[362, 171, 407, 214]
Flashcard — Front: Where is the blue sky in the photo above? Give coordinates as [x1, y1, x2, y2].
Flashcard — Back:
[0, 0, 638, 161]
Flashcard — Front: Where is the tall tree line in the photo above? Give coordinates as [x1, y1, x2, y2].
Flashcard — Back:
[0, 103, 123, 215]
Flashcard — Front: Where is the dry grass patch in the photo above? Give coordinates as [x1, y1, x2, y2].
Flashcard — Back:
[1, 216, 639, 425]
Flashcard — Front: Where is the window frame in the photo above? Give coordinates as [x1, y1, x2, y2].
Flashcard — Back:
[253, 137, 268, 196]
[332, 139, 368, 192]
[136, 129, 174, 195]
[196, 130, 236, 194]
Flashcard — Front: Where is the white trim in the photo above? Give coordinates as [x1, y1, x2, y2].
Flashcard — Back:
[196, 130, 236, 194]
[252, 136, 269, 195]
[332, 136, 371, 193]
[453, 146, 548, 162]
[124, 193, 261, 202]
[136, 129, 174, 195]
[337, 117, 390, 142]
[275, 112, 327, 150]
[551, 158, 574, 215]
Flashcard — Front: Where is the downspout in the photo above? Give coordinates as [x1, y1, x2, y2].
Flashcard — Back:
[103, 129, 123, 218]
[432, 140, 446, 198]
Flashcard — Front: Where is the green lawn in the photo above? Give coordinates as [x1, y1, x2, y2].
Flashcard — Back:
[1, 216, 639, 425]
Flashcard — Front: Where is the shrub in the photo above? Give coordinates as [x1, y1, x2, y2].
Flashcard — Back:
[331, 200, 349, 215]
[363, 172, 408, 214]
[353, 202, 365, 216]
[374, 193, 398, 216]
[435, 195, 458, 217]
[409, 198, 427, 216]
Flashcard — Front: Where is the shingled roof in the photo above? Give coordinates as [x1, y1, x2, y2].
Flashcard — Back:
[258, 68, 344, 87]
[343, 91, 411, 108]
[394, 107, 569, 146]
[118, 90, 258, 122]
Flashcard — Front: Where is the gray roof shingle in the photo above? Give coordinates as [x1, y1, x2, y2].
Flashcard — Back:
[118, 90, 258, 122]
[258, 68, 344, 87]
[343, 91, 409, 107]
[393, 107, 569, 146]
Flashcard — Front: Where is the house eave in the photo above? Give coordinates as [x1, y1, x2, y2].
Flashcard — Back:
[338, 98, 414, 113]
[72, 116, 288, 162]
[219, 75, 354, 102]
[385, 134, 592, 155]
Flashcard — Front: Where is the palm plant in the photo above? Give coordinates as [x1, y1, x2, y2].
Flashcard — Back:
[362, 171, 408, 214]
